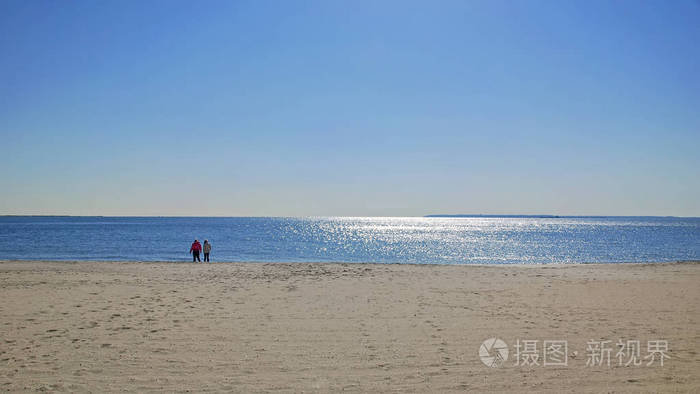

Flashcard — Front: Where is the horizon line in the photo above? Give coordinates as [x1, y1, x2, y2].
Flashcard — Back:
[1, 214, 698, 219]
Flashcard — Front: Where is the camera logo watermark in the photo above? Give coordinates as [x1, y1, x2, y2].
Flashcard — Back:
[479, 338, 669, 368]
[479, 338, 509, 367]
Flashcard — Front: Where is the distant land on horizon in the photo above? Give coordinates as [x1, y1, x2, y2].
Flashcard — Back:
[425, 214, 562, 218]
[423, 214, 691, 218]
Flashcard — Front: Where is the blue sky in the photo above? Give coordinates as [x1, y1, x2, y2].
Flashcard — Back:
[1, 0, 699, 216]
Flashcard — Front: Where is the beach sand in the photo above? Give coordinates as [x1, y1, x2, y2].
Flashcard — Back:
[1, 260, 698, 392]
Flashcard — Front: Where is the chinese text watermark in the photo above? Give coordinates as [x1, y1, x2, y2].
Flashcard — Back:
[479, 338, 669, 368]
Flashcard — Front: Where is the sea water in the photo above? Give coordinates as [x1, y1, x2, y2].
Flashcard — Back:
[0, 216, 698, 264]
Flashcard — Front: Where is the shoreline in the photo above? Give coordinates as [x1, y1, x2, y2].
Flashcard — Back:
[2, 260, 699, 392]
[2, 259, 699, 266]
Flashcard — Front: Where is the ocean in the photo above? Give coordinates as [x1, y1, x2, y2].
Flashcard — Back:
[0, 216, 698, 264]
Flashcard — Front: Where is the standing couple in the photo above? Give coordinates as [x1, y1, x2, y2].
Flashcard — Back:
[189, 239, 212, 262]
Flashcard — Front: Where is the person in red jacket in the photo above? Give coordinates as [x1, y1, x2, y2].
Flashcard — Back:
[189, 239, 202, 262]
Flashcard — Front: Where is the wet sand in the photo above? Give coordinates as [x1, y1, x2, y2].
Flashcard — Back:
[1, 260, 699, 392]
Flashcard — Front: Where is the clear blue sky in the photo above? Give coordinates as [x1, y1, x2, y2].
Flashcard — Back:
[1, 0, 698, 216]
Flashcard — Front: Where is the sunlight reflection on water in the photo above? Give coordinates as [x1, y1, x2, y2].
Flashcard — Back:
[0, 216, 698, 264]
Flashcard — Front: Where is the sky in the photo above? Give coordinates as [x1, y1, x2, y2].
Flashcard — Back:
[1, 0, 699, 217]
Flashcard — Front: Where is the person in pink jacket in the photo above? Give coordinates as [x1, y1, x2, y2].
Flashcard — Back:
[189, 239, 202, 262]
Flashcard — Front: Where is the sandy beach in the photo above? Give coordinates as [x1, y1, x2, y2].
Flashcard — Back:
[1, 260, 698, 392]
